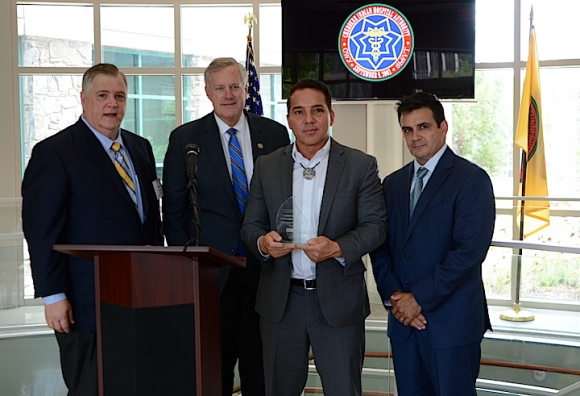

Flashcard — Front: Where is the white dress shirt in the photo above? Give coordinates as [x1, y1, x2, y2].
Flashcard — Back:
[214, 114, 254, 184]
[290, 138, 331, 280]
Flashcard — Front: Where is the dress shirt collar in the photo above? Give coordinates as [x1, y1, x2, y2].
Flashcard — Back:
[291, 137, 331, 166]
[214, 112, 249, 139]
[82, 116, 125, 151]
[413, 143, 447, 176]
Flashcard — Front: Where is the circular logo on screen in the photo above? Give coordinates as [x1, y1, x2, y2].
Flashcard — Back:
[339, 4, 414, 81]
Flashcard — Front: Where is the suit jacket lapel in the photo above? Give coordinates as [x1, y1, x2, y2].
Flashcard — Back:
[398, 163, 414, 237]
[318, 139, 345, 234]
[247, 112, 268, 162]
[280, 145, 293, 202]
[406, 148, 454, 242]
[75, 119, 139, 213]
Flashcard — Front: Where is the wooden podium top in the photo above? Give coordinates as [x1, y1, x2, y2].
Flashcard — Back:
[53, 244, 246, 268]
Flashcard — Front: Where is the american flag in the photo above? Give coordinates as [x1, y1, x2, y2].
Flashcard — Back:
[245, 33, 263, 115]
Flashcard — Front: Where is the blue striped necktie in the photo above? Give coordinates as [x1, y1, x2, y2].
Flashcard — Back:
[227, 128, 248, 255]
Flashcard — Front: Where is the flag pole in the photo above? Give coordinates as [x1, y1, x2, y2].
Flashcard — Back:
[500, 6, 535, 322]
[244, 12, 256, 39]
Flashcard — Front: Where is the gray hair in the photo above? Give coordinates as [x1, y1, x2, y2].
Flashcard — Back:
[82, 63, 127, 94]
[204, 57, 247, 87]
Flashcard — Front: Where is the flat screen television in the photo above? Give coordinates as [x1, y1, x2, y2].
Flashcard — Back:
[282, 0, 476, 100]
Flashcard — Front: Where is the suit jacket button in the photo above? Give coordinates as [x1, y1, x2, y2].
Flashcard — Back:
[404, 254, 409, 260]
[230, 248, 235, 254]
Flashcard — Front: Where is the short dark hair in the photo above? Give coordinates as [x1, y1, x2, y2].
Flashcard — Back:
[396, 92, 445, 127]
[82, 63, 127, 94]
[287, 78, 332, 113]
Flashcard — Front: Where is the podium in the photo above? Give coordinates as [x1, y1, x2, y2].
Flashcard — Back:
[54, 244, 245, 396]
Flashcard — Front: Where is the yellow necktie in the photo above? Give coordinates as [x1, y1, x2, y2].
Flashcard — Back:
[111, 142, 138, 209]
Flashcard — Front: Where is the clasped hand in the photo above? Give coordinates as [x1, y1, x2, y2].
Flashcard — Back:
[390, 291, 427, 330]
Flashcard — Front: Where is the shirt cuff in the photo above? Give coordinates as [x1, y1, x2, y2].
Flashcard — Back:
[257, 236, 271, 261]
[43, 293, 66, 305]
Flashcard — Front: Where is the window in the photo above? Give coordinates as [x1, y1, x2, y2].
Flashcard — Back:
[17, 4, 94, 67]
[459, 0, 580, 309]
[102, 6, 175, 67]
[181, 5, 251, 67]
[14, 1, 284, 312]
[5, 3, 580, 395]
[7, 0, 580, 328]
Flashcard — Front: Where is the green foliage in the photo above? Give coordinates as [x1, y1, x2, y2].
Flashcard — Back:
[482, 248, 512, 296]
[283, 53, 321, 98]
[152, 141, 168, 163]
[162, 102, 175, 116]
[526, 256, 580, 288]
[441, 54, 474, 78]
[451, 73, 511, 177]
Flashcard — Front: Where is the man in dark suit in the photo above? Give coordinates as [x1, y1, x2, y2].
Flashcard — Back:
[22, 63, 163, 396]
[162, 57, 289, 396]
[241, 78, 387, 396]
[370, 92, 495, 395]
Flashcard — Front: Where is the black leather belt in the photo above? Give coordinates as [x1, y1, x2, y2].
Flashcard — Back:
[290, 278, 317, 290]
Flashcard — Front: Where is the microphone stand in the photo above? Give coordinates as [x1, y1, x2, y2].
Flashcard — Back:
[183, 173, 202, 251]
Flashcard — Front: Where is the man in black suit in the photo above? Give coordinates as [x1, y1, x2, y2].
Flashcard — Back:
[162, 57, 289, 396]
[22, 63, 163, 396]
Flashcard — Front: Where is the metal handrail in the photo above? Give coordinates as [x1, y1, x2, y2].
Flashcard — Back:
[492, 240, 580, 254]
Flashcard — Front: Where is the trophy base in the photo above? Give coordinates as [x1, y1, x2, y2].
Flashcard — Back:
[281, 241, 309, 246]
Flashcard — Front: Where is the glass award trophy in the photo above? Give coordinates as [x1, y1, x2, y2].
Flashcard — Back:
[275, 197, 312, 245]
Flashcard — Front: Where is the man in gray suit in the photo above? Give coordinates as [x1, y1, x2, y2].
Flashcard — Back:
[241, 78, 387, 396]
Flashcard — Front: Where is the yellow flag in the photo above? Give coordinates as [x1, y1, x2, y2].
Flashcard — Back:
[515, 26, 549, 237]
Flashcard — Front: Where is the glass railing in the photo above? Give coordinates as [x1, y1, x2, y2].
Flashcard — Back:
[352, 237, 580, 395]
[3, 196, 580, 395]
[0, 198, 45, 335]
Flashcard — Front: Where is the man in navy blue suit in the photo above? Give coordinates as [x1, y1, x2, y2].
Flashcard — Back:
[371, 92, 495, 395]
[163, 57, 289, 395]
[22, 63, 162, 396]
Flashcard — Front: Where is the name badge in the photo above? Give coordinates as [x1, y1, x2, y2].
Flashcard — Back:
[152, 179, 164, 199]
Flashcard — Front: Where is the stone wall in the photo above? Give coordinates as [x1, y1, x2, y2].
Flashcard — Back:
[20, 35, 214, 165]
[20, 35, 93, 68]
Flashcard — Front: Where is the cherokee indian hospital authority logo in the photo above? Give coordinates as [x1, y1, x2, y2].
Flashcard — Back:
[339, 4, 414, 81]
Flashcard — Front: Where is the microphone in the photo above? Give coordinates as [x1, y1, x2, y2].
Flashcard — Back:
[184, 143, 200, 182]
[183, 143, 202, 249]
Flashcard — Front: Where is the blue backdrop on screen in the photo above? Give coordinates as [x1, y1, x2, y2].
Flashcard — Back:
[282, 0, 476, 100]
